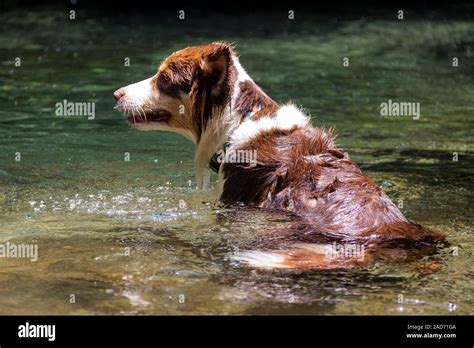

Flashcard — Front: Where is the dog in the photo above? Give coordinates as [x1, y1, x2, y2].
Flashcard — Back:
[114, 42, 445, 269]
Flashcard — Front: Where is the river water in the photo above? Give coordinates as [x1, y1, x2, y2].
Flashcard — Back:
[0, 9, 473, 314]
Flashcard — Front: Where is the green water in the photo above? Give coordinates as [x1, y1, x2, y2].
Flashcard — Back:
[0, 9, 473, 314]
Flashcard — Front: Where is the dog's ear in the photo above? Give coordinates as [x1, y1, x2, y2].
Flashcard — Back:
[199, 42, 234, 98]
[191, 42, 235, 139]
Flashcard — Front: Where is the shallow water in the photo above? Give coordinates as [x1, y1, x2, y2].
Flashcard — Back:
[0, 9, 473, 314]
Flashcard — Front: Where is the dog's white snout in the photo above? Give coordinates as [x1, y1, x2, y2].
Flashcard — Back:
[122, 78, 153, 103]
[115, 77, 154, 114]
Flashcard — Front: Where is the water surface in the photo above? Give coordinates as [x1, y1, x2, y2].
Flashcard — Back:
[0, 9, 473, 314]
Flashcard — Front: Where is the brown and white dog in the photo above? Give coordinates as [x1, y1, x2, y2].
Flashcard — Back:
[114, 42, 445, 269]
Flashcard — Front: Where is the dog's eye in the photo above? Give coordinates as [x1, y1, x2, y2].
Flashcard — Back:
[156, 71, 182, 96]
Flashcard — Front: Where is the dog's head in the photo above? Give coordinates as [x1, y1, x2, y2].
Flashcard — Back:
[114, 42, 237, 143]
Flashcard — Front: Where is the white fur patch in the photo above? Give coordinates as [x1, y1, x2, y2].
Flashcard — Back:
[231, 250, 286, 269]
[231, 243, 332, 269]
[229, 104, 310, 147]
[232, 56, 251, 83]
[194, 105, 241, 190]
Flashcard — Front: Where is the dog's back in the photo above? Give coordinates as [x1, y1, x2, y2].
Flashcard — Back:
[222, 112, 445, 269]
[114, 42, 445, 269]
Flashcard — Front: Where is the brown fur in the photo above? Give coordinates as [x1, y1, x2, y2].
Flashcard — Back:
[222, 126, 445, 268]
[159, 43, 445, 268]
[115, 42, 446, 269]
[234, 80, 278, 119]
[158, 43, 237, 139]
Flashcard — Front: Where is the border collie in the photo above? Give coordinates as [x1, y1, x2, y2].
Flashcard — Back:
[114, 42, 445, 269]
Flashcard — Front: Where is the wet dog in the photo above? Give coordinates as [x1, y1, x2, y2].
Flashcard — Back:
[114, 42, 445, 269]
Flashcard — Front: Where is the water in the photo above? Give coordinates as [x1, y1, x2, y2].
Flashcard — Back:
[0, 9, 473, 314]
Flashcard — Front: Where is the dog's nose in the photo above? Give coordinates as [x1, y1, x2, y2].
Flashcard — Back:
[113, 88, 125, 101]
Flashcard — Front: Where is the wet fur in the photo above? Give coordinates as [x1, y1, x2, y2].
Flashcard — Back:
[115, 42, 446, 269]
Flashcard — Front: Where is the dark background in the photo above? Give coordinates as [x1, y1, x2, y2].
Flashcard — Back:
[1, 0, 473, 20]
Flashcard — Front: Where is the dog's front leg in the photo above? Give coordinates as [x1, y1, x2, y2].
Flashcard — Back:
[195, 165, 211, 190]
[194, 148, 212, 190]
[194, 137, 216, 190]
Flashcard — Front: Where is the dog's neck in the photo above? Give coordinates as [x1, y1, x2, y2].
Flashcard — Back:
[194, 57, 277, 189]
